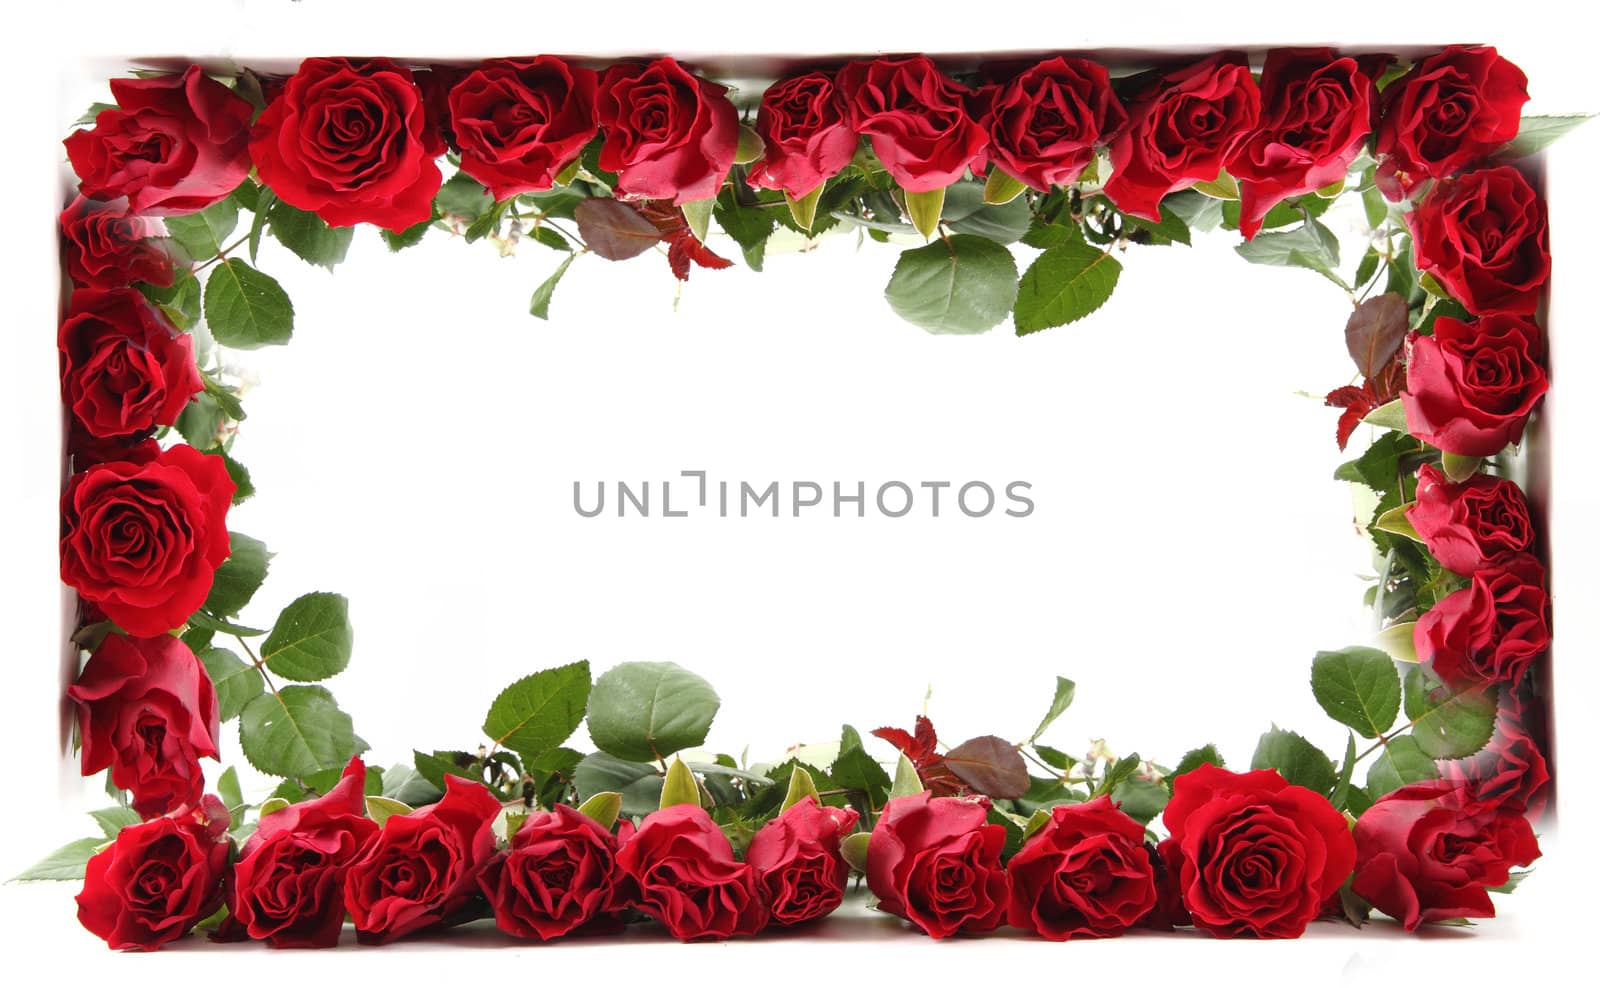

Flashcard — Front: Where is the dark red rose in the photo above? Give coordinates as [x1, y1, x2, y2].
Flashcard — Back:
[747, 71, 857, 200]
[1351, 780, 1539, 930]
[478, 803, 627, 941]
[1376, 47, 1528, 200]
[412, 66, 462, 157]
[448, 58, 599, 201]
[1439, 692, 1550, 821]
[837, 56, 988, 194]
[745, 796, 859, 927]
[343, 775, 500, 943]
[250, 58, 443, 232]
[59, 287, 202, 442]
[1159, 764, 1354, 938]
[865, 792, 1008, 938]
[1142, 840, 1191, 930]
[1401, 314, 1547, 457]
[76, 796, 231, 950]
[60, 197, 174, 289]
[1105, 54, 1261, 222]
[60, 443, 234, 636]
[1408, 166, 1549, 316]
[67, 633, 218, 819]
[1414, 552, 1550, 687]
[1229, 49, 1374, 239]
[596, 58, 738, 205]
[615, 803, 767, 941]
[230, 758, 379, 948]
[1406, 463, 1535, 574]
[64, 65, 252, 216]
[1006, 796, 1155, 940]
[982, 56, 1126, 192]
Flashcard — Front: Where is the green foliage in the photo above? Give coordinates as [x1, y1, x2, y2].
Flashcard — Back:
[1310, 647, 1402, 738]
[239, 685, 365, 779]
[1497, 114, 1591, 159]
[573, 751, 664, 819]
[1013, 229, 1122, 335]
[165, 196, 240, 261]
[482, 660, 591, 764]
[199, 646, 264, 722]
[261, 592, 353, 682]
[12, 837, 105, 882]
[529, 254, 576, 320]
[1366, 735, 1439, 798]
[1404, 667, 1498, 760]
[204, 532, 271, 618]
[1233, 218, 1345, 288]
[586, 661, 720, 763]
[885, 234, 1019, 335]
[268, 201, 355, 269]
[1172, 744, 1224, 780]
[1028, 677, 1076, 743]
[1251, 728, 1337, 794]
[204, 259, 295, 349]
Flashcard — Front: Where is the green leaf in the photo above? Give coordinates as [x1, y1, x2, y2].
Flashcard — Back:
[220, 449, 255, 505]
[1403, 667, 1498, 760]
[884, 234, 1019, 335]
[983, 168, 1028, 205]
[586, 661, 720, 763]
[841, 831, 870, 873]
[1233, 219, 1345, 289]
[1373, 503, 1422, 542]
[1362, 398, 1408, 433]
[412, 749, 477, 791]
[1092, 751, 1142, 799]
[247, 186, 275, 262]
[1110, 776, 1170, 825]
[1251, 728, 1337, 794]
[1366, 735, 1439, 798]
[218, 766, 245, 813]
[165, 197, 240, 261]
[680, 197, 714, 244]
[482, 660, 591, 763]
[88, 806, 141, 839]
[199, 646, 264, 722]
[268, 201, 355, 270]
[175, 392, 225, 451]
[11, 837, 106, 881]
[1331, 731, 1359, 811]
[1172, 744, 1224, 779]
[204, 532, 271, 617]
[1013, 234, 1122, 335]
[187, 610, 267, 638]
[780, 765, 821, 812]
[204, 259, 294, 349]
[948, 197, 1034, 244]
[1497, 114, 1592, 159]
[261, 592, 353, 682]
[904, 186, 946, 239]
[1028, 676, 1076, 743]
[1441, 451, 1483, 483]
[572, 752, 663, 819]
[1374, 621, 1420, 664]
[529, 253, 577, 320]
[239, 686, 365, 779]
[382, 763, 443, 806]
[365, 796, 411, 827]
[659, 758, 702, 809]
[1310, 647, 1402, 738]
[436, 171, 493, 220]
[889, 753, 924, 800]
[1120, 204, 1193, 246]
[575, 791, 622, 830]
[381, 217, 432, 252]
[831, 745, 894, 806]
[714, 190, 778, 269]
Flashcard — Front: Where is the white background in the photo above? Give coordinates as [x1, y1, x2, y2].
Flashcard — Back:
[3, 0, 1599, 982]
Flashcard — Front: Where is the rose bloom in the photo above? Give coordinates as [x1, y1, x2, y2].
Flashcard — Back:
[343, 775, 501, 944]
[596, 58, 739, 205]
[865, 792, 1008, 938]
[65, 65, 252, 215]
[837, 56, 988, 193]
[1408, 166, 1550, 316]
[745, 796, 859, 927]
[251, 58, 443, 232]
[60, 442, 234, 637]
[59, 287, 203, 442]
[478, 803, 628, 940]
[60, 197, 174, 290]
[1406, 463, 1535, 575]
[1158, 764, 1354, 938]
[229, 758, 379, 948]
[615, 803, 767, 941]
[448, 57, 599, 200]
[1401, 314, 1547, 457]
[983, 56, 1126, 192]
[1438, 691, 1550, 821]
[1006, 796, 1155, 940]
[747, 71, 857, 200]
[1352, 780, 1540, 930]
[68, 633, 219, 819]
[1414, 552, 1551, 688]
[1376, 46, 1528, 199]
[77, 796, 232, 950]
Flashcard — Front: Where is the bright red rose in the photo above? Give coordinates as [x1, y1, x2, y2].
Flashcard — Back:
[60, 197, 174, 289]
[64, 65, 252, 216]
[1401, 314, 1547, 457]
[59, 287, 202, 442]
[747, 71, 857, 200]
[343, 775, 501, 944]
[865, 792, 1008, 938]
[1229, 49, 1374, 239]
[250, 58, 443, 232]
[983, 56, 1126, 192]
[478, 803, 627, 941]
[1159, 764, 1354, 939]
[615, 803, 767, 941]
[745, 796, 859, 927]
[76, 796, 231, 950]
[1006, 796, 1155, 940]
[1415, 552, 1550, 688]
[596, 58, 738, 205]
[1408, 166, 1549, 316]
[448, 58, 599, 201]
[1376, 47, 1528, 200]
[230, 758, 379, 948]
[1105, 54, 1261, 222]
[837, 56, 988, 194]
[60, 443, 234, 636]
[1351, 780, 1540, 930]
[1438, 692, 1551, 821]
[1406, 463, 1535, 575]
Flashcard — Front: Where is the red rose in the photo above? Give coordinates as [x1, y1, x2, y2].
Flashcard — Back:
[615, 803, 767, 941]
[1376, 47, 1528, 200]
[1351, 781, 1540, 930]
[1438, 692, 1550, 821]
[59, 287, 203, 442]
[1414, 552, 1550, 687]
[1406, 463, 1535, 575]
[60, 197, 174, 289]
[61, 443, 234, 636]
[596, 58, 738, 205]
[64, 65, 252, 216]
[1105, 54, 1261, 222]
[747, 71, 857, 200]
[448, 58, 599, 201]
[478, 803, 626, 941]
[1401, 314, 1547, 457]
[1408, 166, 1549, 316]
[838, 56, 988, 194]
[230, 758, 379, 948]
[745, 796, 859, 927]
[250, 58, 443, 232]
[343, 775, 501, 944]
[865, 792, 1008, 938]
[76, 797, 231, 950]
[67, 633, 219, 819]
[983, 56, 1126, 192]
[1229, 49, 1374, 239]
[1006, 796, 1155, 940]
[1159, 764, 1354, 938]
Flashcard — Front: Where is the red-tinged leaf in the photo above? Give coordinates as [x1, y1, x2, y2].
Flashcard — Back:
[1326, 384, 1377, 451]
[1345, 293, 1409, 379]
[943, 735, 1029, 799]
[871, 726, 917, 756]
[666, 233, 733, 282]
[575, 199, 661, 261]
[913, 715, 938, 757]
